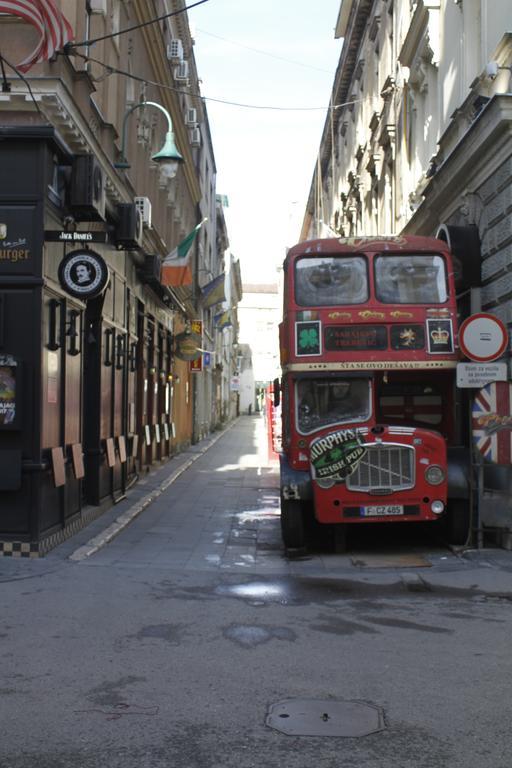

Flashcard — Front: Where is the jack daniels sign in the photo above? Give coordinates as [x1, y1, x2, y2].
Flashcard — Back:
[45, 230, 108, 244]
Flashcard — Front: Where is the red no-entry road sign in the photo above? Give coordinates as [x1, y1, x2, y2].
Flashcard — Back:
[459, 313, 509, 363]
[472, 382, 512, 464]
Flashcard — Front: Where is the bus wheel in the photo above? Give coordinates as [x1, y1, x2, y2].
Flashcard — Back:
[281, 500, 307, 550]
[446, 499, 471, 547]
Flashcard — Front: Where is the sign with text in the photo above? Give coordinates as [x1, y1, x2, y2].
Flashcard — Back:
[190, 355, 203, 373]
[0, 205, 39, 275]
[325, 325, 387, 351]
[45, 230, 108, 244]
[310, 428, 367, 483]
[457, 362, 508, 388]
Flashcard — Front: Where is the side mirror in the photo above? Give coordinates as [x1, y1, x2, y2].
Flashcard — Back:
[273, 378, 281, 408]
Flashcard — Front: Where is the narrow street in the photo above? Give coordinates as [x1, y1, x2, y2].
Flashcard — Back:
[2, 416, 512, 768]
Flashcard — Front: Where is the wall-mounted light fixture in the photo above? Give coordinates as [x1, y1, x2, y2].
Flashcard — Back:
[484, 61, 512, 81]
[66, 309, 81, 356]
[115, 101, 184, 177]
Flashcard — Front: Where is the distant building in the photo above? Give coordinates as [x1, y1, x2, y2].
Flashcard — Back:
[237, 344, 255, 415]
[238, 283, 281, 410]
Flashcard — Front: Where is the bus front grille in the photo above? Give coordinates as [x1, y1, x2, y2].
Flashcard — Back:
[347, 444, 415, 493]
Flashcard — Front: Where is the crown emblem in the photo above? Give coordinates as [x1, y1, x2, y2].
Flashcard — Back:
[430, 326, 449, 345]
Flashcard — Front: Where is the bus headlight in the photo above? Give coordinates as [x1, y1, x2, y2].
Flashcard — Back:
[431, 500, 445, 515]
[425, 465, 445, 485]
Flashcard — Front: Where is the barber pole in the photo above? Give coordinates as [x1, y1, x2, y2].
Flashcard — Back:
[472, 382, 512, 465]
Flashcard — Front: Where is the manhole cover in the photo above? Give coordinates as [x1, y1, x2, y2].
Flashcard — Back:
[266, 698, 385, 737]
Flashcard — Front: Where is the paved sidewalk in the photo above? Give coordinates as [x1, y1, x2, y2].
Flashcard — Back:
[50, 418, 248, 561]
[37, 414, 512, 597]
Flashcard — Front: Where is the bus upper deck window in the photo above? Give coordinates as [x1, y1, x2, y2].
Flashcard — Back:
[375, 254, 448, 304]
[295, 256, 368, 306]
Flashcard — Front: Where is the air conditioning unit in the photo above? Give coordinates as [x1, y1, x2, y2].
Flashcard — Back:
[174, 60, 189, 84]
[167, 38, 183, 62]
[134, 196, 152, 229]
[70, 154, 106, 221]
[190, 127, 201, 147]
[186, 107, 198, 127]
[89, 0, 107, 14]
[140, 254, 162, 286]
[115, 203, 143, 249]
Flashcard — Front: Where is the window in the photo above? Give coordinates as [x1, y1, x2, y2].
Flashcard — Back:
[375, 254, 447, 304]
[295, 256, 368, 306]
[296, 377, 371, 435]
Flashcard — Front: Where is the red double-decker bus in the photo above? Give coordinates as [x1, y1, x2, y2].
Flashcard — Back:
[277, 235, 470, 550]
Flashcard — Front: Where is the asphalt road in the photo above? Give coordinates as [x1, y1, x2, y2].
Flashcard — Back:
[2, 416, 512, 768]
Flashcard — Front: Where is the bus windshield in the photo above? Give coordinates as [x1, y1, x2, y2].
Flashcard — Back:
[295, 256, 368, 306]
[375, 254, 447, 304]
[296, 377, 371, 434]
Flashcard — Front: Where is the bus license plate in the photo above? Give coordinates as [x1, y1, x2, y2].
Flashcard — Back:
[361, 504, 404, 517]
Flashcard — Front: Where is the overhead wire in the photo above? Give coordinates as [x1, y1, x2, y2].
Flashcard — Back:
[195, 28, 335, 74]
[0, 54, 43, 114]
[65, 50, 362, 113]
[0, 0, 354, 113]
[65, 0, 210, 50]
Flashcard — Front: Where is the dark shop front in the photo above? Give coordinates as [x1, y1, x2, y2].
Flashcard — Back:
[0, 126, 189, 556]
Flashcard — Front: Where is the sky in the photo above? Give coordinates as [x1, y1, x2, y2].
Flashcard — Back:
[188, 0, 342, 284]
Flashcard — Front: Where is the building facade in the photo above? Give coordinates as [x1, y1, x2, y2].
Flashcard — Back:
[0, 0, 233, 554]
[238, 282, 281, 411]
[301, 0, 512, 528]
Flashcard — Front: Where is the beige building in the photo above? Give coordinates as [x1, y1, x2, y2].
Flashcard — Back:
[302, 0, 512, 533]
[0, 0, 233, 553]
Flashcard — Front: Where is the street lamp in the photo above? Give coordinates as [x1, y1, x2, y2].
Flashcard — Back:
[114, 101, 184, 177]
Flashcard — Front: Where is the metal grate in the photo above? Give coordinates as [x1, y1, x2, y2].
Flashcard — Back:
[347, 444, 415, 492]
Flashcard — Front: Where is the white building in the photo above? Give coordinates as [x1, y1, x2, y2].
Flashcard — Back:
[302, 0, 512, 536]
[238, 283, 281, 410]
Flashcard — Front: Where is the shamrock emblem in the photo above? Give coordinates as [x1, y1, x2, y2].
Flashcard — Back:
[299, 327, 319, 350]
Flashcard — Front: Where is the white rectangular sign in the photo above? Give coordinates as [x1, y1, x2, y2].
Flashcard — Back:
[456, 362, 508, 388]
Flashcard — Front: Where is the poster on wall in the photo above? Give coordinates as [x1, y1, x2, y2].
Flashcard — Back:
[0, 354, 20, 429]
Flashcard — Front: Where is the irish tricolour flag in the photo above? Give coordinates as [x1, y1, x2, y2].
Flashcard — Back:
[160, 219, 206, 287]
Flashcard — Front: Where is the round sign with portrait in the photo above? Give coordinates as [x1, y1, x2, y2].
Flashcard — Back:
[58, 249, 109, 300]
